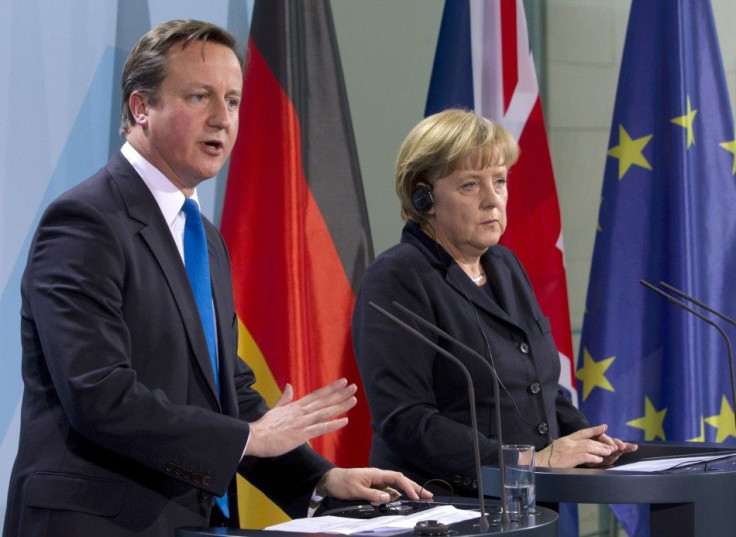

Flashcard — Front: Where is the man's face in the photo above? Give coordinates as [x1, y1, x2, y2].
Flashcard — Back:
[140, 40, 242, 192]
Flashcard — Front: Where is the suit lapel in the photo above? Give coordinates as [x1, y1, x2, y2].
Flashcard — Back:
[107, 153, 222, 406]
[403, 221, 522, 330]
[206, 228, 239, 417]
[483, 252, 520, 322]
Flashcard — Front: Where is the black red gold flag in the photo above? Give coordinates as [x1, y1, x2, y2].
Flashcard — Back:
[220, 0, 374, 527]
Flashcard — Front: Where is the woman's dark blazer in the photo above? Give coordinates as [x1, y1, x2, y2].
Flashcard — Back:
[352, 221, 588, 494]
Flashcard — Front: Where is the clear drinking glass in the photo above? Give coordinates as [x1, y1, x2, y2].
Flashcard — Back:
[502, 444, 536, 520]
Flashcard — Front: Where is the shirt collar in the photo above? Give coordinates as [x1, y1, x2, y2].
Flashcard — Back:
[120, 141, 199, 226]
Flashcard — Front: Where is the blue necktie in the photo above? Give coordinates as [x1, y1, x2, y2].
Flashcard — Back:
[182, 198, 229, 519]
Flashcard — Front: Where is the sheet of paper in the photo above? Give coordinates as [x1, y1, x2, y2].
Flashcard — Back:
[265, 505, 480, 534]
[608, 453, 732, 472]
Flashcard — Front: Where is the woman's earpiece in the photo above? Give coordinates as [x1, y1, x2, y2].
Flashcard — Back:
[411, 185, 434, 213]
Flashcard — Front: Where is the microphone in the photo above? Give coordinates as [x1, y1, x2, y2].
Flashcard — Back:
[640, 280, 736, 430]
[659, 281, 736, 328]
[368, 301, 508, 530]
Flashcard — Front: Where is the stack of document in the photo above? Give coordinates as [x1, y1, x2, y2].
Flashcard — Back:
[609, 453, 734, 472]
[266, 505, 480, 534]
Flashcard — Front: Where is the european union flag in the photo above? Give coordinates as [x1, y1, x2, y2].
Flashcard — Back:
[577, 0, 736, 535]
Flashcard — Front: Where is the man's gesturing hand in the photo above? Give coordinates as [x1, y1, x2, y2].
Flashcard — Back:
[244, 378, 358, 458]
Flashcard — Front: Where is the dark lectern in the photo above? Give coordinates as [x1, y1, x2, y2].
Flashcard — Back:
[483, 443, 736, 537]
[175, 500, 559, 537]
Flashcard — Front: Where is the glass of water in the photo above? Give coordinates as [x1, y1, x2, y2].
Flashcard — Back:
[502, 444, 536, 521]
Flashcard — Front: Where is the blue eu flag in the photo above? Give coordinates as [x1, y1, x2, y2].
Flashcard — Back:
[577, 1, 736, 535]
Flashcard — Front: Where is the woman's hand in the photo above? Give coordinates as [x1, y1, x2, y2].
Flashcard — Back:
[538, 424, 637, 468]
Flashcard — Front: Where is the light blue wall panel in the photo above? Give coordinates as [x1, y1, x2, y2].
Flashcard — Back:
[0, 1, 253, 527]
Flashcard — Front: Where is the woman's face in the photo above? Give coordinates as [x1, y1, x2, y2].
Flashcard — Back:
[426, 162, 509, 261]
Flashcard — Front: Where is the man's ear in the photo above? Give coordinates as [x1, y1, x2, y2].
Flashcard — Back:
[129, 91, 149, 128]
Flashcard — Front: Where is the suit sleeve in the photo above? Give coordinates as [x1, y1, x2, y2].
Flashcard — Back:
[555, 388, 589, 436]
[230, 354, 334, 518]
[25, 196, 248, 496]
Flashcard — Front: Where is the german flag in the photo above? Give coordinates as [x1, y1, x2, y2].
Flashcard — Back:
[220, 0, 374, 528]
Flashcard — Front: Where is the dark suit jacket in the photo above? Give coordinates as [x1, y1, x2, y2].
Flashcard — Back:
[3, 152, 332, 537]
[352, 221, 588, 495]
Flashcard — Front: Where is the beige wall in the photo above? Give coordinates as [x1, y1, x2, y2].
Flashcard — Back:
[334, 0, 736, 360]
[546, 0, 631, 355]
[332, 0, 444, 255]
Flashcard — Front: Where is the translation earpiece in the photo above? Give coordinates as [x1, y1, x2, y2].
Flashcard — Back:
[411, 185, 434, 213]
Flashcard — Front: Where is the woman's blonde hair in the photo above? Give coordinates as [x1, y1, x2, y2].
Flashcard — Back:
[395, 108, 519, 224]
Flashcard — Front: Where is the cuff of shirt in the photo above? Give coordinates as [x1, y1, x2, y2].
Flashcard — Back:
[241, 434, 251, 460]
[307, 489, 326, 518]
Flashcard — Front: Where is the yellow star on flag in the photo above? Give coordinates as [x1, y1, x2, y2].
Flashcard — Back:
[687, 418, 705, 442]
[670, 95, 698, 148]
[719, 139, 736, 174]
[627, 396, 667, 441]
[575, 347, 615, 401]
[704, 395, 736, 443]
[607, 125, 653, 180]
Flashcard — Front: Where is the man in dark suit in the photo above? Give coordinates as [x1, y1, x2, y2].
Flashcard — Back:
[3, 19, 428, 537]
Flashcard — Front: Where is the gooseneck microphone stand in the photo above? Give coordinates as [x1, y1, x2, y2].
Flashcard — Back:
[369, 301, 510, 530]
